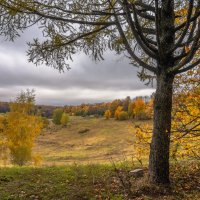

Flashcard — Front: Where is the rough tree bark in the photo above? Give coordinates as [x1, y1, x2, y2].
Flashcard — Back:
[148, 0, 175, 184]
[149, 72, 174, 184]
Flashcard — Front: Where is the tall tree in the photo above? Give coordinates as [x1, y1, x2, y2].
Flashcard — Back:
[0, 0, 199, 184]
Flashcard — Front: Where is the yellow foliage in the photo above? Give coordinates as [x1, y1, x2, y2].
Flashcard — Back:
[60, 112, 70, 126]
[0, 90, 43, 166]
[171, 69, 200, 159]
[32, 154, 43, 166]
[132, 68, 200, 162]
[104, 110, 111, 120]
[114, 106, 123, 120]
[133, 98, 149, 120]
[132, 123, 152, 163]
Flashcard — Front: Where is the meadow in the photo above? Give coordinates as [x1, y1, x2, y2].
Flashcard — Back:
[0, 116, 200, 199]
[33, 116, 148, 166]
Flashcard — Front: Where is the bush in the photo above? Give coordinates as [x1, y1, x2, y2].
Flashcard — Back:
[118, 111, 128, 121]
[135, 111, 149, 120]
[52, 108, 63, 125]
[60, 113, 70, 126]
[104, 110, 111, 120]
[10, 145, 31, 166]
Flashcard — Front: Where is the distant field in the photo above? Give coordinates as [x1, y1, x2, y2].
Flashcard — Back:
[33, 116, 150, 166]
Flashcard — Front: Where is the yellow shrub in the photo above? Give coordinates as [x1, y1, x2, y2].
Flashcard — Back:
[104, 110, 111, 120]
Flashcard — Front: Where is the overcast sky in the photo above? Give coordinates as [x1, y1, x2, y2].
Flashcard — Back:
[0, 27, 155, 106]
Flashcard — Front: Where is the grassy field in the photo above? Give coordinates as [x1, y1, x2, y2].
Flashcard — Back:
[32, 116, 148, 166]
[0, 161, 199, 199]
[0, 116, 200, 199]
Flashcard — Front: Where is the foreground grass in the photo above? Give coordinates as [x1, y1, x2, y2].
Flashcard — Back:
[0, 161, 199, 200]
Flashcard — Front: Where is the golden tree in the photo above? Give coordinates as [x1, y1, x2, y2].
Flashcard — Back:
[0, 90, 43, 166]
[114, 106, 123, 120]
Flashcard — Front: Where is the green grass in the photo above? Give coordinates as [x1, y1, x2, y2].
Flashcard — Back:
[0, 161, 199, 200]
[0, 164, 127, 200]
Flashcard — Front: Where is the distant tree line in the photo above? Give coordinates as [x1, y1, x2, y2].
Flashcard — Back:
[0, 102, 60, 119]
[63, 95, 153, 120]
[1, 95, 152, 121]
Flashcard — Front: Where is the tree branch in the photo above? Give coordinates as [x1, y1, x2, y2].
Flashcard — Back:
[175, 58, 200, 74]
[122, 0, 157, 59]
[111, 4, 157, 74]
[169, 0, 194, 53]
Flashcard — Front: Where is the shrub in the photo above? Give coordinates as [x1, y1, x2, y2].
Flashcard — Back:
[10, 145, 31, 166]
[118, 111, 128, 121]
[60, 113, 70, 126]
[104, 110, 111, 120]
[52, 108, 63, 125]
[135, 111, 149, 120]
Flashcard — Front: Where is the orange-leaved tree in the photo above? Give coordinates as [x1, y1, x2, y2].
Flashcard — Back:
[133, 98, 147, 120]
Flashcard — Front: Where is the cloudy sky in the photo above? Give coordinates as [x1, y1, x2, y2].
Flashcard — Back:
[0, 27, 155, 106]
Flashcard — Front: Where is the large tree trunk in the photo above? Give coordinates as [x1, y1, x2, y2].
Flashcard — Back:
[149, 72, 174, 185]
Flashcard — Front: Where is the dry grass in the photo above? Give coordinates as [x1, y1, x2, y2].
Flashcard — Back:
[33, 116, 150, 166]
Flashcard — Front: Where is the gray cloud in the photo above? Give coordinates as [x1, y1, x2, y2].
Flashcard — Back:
[0, 28, 155, 105]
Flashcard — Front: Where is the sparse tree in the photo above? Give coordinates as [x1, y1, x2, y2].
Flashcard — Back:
[0, 0, 199, 184]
